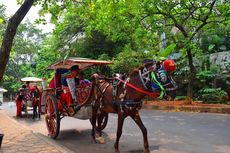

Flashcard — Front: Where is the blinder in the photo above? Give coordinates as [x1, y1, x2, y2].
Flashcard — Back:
[139, 61, 177, 98]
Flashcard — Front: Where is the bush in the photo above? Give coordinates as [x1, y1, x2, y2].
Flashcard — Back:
[175, 96, 187, 101]
[198, 88, 228, 103]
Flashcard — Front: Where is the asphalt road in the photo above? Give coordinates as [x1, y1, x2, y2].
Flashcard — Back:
[1, 102, 230, 153]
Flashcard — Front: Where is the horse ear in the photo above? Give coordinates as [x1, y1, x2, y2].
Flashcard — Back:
[143, 59, 153, 64]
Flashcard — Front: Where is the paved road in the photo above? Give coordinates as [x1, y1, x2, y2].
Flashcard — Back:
[2, 102, 230, 153]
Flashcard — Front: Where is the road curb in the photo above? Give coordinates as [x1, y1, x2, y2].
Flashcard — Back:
[143, 104, 230, 114]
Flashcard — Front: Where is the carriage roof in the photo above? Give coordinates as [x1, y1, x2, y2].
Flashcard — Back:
[47, 57, 112, 70]
[20, 77, 42, 82]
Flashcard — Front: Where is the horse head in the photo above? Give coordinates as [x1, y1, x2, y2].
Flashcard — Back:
[129, 59, 177, 100]
[30, 85, 40, 102]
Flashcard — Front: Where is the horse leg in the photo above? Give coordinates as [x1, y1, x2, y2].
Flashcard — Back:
[91, 106, 98, 143]
[96, 111, 104, 136]
[114, 113, 125, 153]
[24, 101, 28, 118]
[130, 112, 150, 153]
[35, 105, 38, 118]
[38, 103, 41, 119]
[33, 105, 36, 119]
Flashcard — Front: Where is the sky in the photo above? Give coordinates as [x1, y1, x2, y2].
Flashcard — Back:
[0, 0, 55, 33]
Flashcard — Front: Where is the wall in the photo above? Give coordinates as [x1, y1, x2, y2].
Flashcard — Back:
[210, 51, 230, 71]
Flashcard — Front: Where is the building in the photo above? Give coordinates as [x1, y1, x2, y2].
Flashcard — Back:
[0, 88, 8, 105]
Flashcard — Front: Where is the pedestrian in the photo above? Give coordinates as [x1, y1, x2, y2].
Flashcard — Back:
[15, 85, 26, 117]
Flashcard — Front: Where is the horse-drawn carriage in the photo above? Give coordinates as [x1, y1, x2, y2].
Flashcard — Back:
[18, 77, 42, 119]
[42, 57, 177, 153]
[42, 57, 111, 139]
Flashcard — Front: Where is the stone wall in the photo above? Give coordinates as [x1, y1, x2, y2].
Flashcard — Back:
[210, 51, 230, 70]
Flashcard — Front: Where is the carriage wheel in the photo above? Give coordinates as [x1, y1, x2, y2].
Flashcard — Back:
[45, 94, 60, 139]
[90, 111, 108, 131]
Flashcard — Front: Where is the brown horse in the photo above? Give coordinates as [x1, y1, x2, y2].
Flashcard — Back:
[89, 60, 177, 153]
[30, 86, 41, 119]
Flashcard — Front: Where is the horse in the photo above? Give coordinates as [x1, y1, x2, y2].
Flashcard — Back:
[29, 86, 41, 119]
[89, 60, 177, 153]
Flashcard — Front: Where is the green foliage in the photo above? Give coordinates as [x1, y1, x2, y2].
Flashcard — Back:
[0, 18, 3, 24]
[1, 18, 46, 92]
[35, 36, 61, 78]
[110, 46, 146, 74]
[175, 96, 187, 101]
[198, 88, 228, 103]
[196, 70, 215, 86]
[2, 0, 230, 101]
[158, 44, 176, 58]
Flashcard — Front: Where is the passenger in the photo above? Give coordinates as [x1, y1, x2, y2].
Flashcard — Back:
[48, 69, 68, 89]
[78, 71, 91, 87]
[60, 65, 81, 115]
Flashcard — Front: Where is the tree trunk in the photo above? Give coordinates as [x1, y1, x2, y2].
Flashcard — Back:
[186, 48, 196, 104]
[0, 0, 35, 82]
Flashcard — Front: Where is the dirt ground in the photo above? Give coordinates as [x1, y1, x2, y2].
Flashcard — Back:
[144, 100, 230, 108]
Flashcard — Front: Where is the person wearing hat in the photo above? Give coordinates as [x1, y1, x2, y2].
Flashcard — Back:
[60, 65, 81, 116]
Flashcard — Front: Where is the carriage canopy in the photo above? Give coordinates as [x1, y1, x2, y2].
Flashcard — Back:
[47, 57, 112, 70]
[20, 77, 42, 82]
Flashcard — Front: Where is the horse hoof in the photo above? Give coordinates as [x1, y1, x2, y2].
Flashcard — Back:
[144, 150, 150, 153]
[114, 150, 120, 153]
[96, 136, 105, 144]
[91, 136, 97, 143]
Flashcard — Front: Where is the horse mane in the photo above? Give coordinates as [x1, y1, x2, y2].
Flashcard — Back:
[129, 61, 154, 77]
[129, 68, 139, 77]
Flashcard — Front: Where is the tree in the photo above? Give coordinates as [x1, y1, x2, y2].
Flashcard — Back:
[65, 0, 229, 101]
[144, 0, 230, 101]
[2, 20, 46, 92]
[0, 0, 35, 82]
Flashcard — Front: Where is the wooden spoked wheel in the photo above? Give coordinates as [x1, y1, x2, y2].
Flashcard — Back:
[45, 94, 60, 139]
[41, 92, 47, 114]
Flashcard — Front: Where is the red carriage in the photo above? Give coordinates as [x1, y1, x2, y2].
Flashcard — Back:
[42, 57, 112, 139]
[18, 77, 42, 119]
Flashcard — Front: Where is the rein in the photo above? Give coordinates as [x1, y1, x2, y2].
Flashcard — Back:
[115, 77, 160, 98]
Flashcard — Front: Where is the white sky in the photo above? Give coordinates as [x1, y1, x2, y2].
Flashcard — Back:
[0, 0, 55, 33]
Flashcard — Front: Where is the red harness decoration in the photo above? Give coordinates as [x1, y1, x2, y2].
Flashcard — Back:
[115, 77, 160, 98]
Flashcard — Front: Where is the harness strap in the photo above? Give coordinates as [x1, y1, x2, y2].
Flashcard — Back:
[115, 77, 160, 98]
[151, 72, 165, 99]
[99, 83, 110, 108]
[119, 78, 130, 100]
[138, 69, 149, 90]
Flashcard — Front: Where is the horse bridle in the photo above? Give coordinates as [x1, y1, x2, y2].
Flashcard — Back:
[138, 65, 177, 92]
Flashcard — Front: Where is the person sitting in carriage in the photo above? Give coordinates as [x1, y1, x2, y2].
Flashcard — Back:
[78, 71, 91, 87]
[60, 65, 81, 116]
